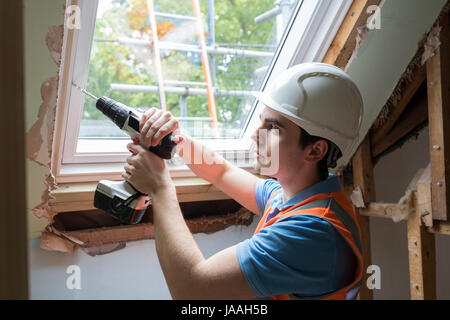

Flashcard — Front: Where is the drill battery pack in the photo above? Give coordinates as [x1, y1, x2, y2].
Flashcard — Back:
[94, 180, 149, 225]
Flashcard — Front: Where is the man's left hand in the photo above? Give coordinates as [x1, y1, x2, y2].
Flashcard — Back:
[122, 142, 173, 195]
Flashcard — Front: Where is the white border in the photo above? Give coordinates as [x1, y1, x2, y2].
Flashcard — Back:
[62, 0, 99, 164]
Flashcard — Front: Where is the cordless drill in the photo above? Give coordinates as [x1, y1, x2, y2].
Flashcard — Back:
[73, 83, 177, 224]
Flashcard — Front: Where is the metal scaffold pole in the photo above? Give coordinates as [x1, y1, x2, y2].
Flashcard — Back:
[192, 0, 219, 137]
[207, 0, 216, 87]
[147, 0, 167, 111]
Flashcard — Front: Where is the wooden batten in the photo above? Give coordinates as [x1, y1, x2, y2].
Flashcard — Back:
[323, 0, 384, 69]
[426, 13, 450, 222]
[49, 178, 231, 213]
[417, 165, 433, 228]
[42, 208, 254, 250]
[407, 192, 436, 300]
[428, 221, 450, 235]
[358, 167, 425, 221]
[354, 164, 443, 300]
[352, 135, 375, 300]
[371, 66, 426, 148]
[358, 202, 400, 219]
[372, 83, 428, 158]
[371, 75, 428, 159]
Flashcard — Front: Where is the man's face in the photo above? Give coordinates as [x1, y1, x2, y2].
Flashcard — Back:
[251, 107, 304, 178]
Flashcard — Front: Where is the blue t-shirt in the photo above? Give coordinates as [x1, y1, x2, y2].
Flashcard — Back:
[236, 174, 357, 298]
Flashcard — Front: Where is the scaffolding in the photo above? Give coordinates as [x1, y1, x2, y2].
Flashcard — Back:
[96, 0, 296, 138]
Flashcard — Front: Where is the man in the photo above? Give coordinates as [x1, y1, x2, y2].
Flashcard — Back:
[123, 63, 364, 300]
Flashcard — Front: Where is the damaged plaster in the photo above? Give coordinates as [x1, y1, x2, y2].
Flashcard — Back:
[344, 0, 387, 72]
[27, 25, 64, 222]
[45, 208, 254, 254]
[32, 173, 58, 221]
[372, 0, 450, 131]
[27, 77, 58, 167]
[27, 25, 63, 167]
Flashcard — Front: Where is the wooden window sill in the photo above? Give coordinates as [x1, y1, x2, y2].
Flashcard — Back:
[42, 207, 254, 254]
[49, 177, 230, 213]
[42, 177, 255, 254]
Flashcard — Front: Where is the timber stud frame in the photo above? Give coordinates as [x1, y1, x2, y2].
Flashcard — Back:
[347, 1, 450, 299]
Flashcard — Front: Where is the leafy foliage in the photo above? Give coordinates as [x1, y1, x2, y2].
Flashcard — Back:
[83, 0, 280, 137]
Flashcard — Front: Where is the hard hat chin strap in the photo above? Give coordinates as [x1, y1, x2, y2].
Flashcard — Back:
[326, 142, 342, 169]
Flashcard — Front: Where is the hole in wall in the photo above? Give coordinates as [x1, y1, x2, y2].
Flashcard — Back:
[52, 199, 243, 231]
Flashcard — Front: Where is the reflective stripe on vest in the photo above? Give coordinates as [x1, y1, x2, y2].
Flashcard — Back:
[253, 188, 283, 236]
[286, 197, 363, 254]
[255, 193, 364, 300]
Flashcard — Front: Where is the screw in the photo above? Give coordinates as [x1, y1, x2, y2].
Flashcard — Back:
[437, 181, 443, 187]
[433, 145, 441, 150]
[413, 240, 418, 246]
[431, 81, 437, 86]
[413, 284, 419, 290]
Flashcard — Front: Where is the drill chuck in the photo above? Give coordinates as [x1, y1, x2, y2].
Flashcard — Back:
[95, 95, 176, 159]
[96, 96, 130, 130]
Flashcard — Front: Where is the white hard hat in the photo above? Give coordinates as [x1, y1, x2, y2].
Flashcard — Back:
[253, 62, 363, 161]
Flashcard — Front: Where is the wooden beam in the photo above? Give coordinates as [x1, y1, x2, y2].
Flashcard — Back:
[371, 66, 426, 147]
[352, 135, 375, 300]
[323, 0, 383, 69]
[49, 178, 232, 213]
[359, 167, 426, 220]
[428, 221, 450, 235]
[407, 192, 436, 300]
[372, 83, 428, 158]
[426, 14, 450, 221]
[46, 208, 254, 249]
[0, 0, 29, 299]
[353, 136, 376, 204]
[417, 165, 433, 228]
[359, 202, 399, 219]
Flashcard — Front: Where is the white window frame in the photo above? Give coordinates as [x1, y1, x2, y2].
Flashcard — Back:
[53, 0, 353, 183]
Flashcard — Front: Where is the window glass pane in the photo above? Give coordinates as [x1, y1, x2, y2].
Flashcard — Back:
[79, 0, 297, 140]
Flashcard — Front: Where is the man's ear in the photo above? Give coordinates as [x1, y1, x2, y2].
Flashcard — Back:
[304, 140, 328, 164]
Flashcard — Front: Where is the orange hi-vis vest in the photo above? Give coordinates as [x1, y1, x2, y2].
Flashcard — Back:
[253, 188, 364, 300]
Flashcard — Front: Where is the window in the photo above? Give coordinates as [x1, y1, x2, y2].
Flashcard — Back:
[55, 0, 353, 182]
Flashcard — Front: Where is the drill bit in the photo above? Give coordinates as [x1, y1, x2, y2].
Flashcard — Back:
[72, 82, 98, 101]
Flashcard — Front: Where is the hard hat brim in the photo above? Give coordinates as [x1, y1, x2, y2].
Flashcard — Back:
[252, 91, 281, 112]
[252, 90, 306, 128]
[253, 89, 355, 160]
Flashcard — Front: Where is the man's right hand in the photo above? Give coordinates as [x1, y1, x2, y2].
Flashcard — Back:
[139, 107, 260, 215]
[139, 107, 184, 148]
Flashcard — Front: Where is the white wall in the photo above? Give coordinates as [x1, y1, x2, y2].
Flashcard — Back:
[29, 221, 259, 299]
[25, 0, 65, 237]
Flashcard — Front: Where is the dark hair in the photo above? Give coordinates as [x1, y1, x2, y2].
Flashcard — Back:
[298, 127, 342, 181]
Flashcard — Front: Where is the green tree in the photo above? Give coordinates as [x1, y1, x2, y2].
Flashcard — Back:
[83, 0, 281, 137]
